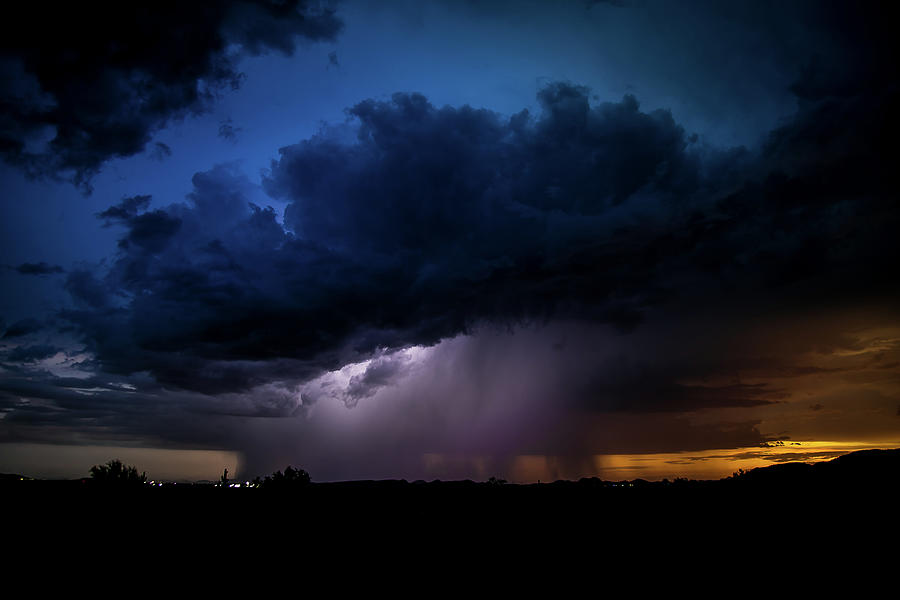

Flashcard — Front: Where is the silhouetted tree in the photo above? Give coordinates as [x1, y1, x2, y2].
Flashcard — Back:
[487, 476, 507, 485]
[89, 459, 146, 486]
[262, 466, 311, 489]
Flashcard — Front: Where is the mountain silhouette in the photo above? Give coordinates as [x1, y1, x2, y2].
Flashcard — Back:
[729, 448, 900, 490]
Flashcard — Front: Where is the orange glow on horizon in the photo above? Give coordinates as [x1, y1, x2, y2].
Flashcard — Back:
[422, 440, 900, 483]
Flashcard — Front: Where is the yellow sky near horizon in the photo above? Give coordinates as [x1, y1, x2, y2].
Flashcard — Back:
[0, 443, 240, 481]
[425, 440, 900, 483]
[1, 439, 897, 483]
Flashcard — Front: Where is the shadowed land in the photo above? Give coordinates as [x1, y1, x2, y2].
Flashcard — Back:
[4, 449, 897, 528]
[2, 449, 897, 570]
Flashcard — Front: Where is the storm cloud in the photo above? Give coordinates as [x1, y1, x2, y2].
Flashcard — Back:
[57, 87, 705, 393]
[12, 262, 64, 276]
[2, 318, 43, 339]
[1, 1, 898, 481]
[0, 1, 342, 191]
[49, 41, 897, 403]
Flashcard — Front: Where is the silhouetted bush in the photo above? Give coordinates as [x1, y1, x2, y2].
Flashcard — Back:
[89, 459, 146, 486]
[262, 466, 311, 489]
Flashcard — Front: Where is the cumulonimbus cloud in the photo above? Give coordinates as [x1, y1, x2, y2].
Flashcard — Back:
[50, 61, 897, 401]
[0, 0, 343, 192]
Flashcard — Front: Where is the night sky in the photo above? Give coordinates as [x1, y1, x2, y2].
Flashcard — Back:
[1, 0, 898, 482]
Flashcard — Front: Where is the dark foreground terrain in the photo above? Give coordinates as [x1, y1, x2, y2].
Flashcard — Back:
[3, 448, 897, 572]
[1, 450, 893, 590]
[5, 449, 897, 522]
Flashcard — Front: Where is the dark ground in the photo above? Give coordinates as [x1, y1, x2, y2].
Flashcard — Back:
[3, 448, 896, 581]
[4, 449, 897, 536]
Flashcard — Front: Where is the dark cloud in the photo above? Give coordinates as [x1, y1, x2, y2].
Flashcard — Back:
[0, 1, 342, 191]
[665, 449, 850, 465]
[0, 365, 296, 449]
[5, 344, 59, 363]
[345, 352, 414, 407]
[149, 142, 172, 161]
[565, 416, 774, 457]
[2, 318, 43, 339]
[574, 370, 786, 414]
[64, 270, 111, 310]
[0, 376, 185, 446]
[99, 196, 186, 253]
[724, 450, 849, 464]
[53, 39, 898, 401]
[14, 262, 64, 275]
[119, 210, 183, 253]
[218, 118, 241, 143]
[97, 195, 153, 223]
[327, 51, 340, 69]
[55, 88, 707, 394]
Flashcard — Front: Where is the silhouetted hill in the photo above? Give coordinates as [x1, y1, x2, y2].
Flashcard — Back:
[727, 448, 900, 490]
[818, 447, 900, 479]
